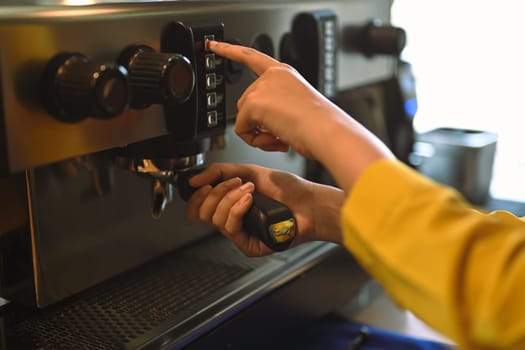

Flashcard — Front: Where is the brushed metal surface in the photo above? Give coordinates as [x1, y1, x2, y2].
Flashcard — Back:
[0, 0, 394, 173]
[23, 125, 306, 307]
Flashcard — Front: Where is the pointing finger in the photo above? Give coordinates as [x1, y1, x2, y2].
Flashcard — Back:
[207, 40, 281, 76]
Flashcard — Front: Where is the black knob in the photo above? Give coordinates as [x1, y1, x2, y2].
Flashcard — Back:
[40, 53, 130, 123]
[118, 45, 195, 109]
[343, 19, 406, 57]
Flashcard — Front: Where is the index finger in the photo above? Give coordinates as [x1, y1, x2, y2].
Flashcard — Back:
[207, 40, 281, 76]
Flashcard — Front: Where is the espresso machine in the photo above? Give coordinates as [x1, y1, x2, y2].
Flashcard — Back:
[0, 1, 407, 349]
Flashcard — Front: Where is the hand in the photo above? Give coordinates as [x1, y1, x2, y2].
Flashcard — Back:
[208, 40, 339, 159]
[185, 163, 345, 256]
[208, 41, 394, 194]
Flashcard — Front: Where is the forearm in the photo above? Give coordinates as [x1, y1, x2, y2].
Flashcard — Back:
[311, 104, 394, 194]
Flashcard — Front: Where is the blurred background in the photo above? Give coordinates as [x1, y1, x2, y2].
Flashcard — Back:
[392, 0, 525, 201]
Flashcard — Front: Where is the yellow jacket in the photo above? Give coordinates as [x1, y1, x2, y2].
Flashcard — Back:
[341, 159, 525, 350]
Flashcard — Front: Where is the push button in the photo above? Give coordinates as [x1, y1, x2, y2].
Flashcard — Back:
[207, 111, 218, 127]
[205, 54, 216, 70]
[204, 35, 215, 51]
[206, 73, 217, 90]
[206, 92, 217, 108]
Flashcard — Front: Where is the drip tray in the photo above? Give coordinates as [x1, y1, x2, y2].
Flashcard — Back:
[6, 235, 335, 350]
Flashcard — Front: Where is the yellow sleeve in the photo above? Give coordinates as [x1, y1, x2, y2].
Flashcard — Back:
[341, 159, 525, 350]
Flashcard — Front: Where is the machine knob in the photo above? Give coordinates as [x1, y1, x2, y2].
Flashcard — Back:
[343, 19, 406, 57]
[40, 53, 130, 123]
[118, 45, 195, 109]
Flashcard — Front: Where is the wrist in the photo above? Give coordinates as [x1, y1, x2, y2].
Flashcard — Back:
[308, 183, 345, 244]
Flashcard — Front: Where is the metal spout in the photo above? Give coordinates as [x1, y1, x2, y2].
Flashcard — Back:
[115, 152, 205, 219]
[151, 179, 175, 220]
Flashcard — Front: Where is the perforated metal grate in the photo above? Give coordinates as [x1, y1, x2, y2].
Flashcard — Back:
[7, 236, 272, 350]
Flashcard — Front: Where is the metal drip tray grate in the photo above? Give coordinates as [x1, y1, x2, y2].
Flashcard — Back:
[7, 235, 274, 350]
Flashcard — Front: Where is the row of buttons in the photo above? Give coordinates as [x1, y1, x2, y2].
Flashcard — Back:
[204, 35, 223, 128]
[321, 18, 337, 98]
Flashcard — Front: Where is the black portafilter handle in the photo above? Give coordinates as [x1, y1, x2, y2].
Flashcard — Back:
[177, 168, 296, 252]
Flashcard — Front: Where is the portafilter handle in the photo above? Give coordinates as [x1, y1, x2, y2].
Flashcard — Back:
[177, 167, 297, 252]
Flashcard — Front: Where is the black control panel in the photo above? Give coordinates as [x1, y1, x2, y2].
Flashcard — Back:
[162, 22, 226, 141]
[281, 10, 338, 98]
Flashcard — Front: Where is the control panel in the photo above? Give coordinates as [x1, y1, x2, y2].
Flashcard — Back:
[281, 10, 339, 98]
[39, 22, 225, 145]
[161, 22, 226, 140]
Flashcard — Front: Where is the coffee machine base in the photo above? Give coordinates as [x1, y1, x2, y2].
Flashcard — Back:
[4, 236, 367, 350]
[5, 234, 372, 350]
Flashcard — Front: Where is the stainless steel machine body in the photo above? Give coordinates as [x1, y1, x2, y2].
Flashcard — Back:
[0, 1, 398, 349]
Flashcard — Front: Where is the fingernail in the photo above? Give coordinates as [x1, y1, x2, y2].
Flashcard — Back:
[240, 182, 254, 191]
